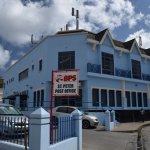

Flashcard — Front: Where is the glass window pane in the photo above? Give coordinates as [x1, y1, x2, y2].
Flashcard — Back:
[126, 91, 130, 107]
[92, 89, 99, 106]
[143, 93, 148, 107]
[116, 91, 122, 107]
[109, 90, 115, 107]
[138, 92, 142, 107]
[132, 92, 136, 107]
[101, 89, 107, 107]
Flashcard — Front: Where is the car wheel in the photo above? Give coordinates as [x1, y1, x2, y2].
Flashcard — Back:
[82, 120, 90, 129]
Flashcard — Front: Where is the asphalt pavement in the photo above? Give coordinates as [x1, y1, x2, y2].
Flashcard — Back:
[83, 126, 137, 150]
[83, 121, 150, 150]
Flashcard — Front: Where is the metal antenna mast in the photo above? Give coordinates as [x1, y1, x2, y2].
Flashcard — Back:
[72, 8, 79, 30]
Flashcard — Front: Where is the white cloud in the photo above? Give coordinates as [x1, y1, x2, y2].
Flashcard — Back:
[0, 45, 11, 69]
[0, 0, 144, 45]
[126, 29, 150, 49]
[145, 14, 150, 26]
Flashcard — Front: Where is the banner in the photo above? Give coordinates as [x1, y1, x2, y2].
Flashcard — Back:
[52, 70, 79, 96]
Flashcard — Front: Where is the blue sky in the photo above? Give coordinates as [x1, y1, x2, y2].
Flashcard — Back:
[0, 0, 150, 75]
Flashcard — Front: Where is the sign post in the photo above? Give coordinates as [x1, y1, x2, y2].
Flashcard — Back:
[50, 69, 79, 142]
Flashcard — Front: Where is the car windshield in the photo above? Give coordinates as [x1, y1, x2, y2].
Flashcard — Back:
[0, 106, 23, 115]
[78, 109, 88, 115]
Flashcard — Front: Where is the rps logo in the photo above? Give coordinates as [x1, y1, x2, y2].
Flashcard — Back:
[55, 74, 77, 83]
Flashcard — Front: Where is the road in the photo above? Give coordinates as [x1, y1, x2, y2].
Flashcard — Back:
[83, 126, 137, 150]
[141, 126, 150, 150]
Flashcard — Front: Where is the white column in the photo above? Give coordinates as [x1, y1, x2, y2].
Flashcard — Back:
[121, 80, 127, 108]
[29, 107, 50, 150]
[72, 109, 82, 150]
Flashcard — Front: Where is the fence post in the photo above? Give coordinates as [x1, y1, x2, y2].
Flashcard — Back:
[29, 107, 50, 150]
[72, 109, 82, 150]
[105, 110, 110, 131]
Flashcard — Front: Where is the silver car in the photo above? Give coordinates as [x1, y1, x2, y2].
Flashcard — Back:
[0, 104, 28, 136]
[52, 106, 99, 129]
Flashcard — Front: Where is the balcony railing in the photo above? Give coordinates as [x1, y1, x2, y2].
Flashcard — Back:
[87, 63, 150, 81]
[142, 74, 150, 81]
[87, 63, 101, 73]
[115, 68, 131, 78]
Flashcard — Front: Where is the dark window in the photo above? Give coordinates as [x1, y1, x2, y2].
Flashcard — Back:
[132, 92, 136, 107]
[109, 90, 115, 107]
[32, 64, 34, 71]
[132, 60, 141, 79]
[33, 91, 36, 107]
[101, 89, 107, 107]
[39, 59, 43, 71]
[37, 91, 40, 107]
[143, 93, 148, 107]
[126, 91, 131, 107]
[92, 89, 99, 106]
[58, 51, 75, 70]
[41, 89, 44, 107]
[102, 52, 114, 75]
[116, 91, 122, 107]
[138, 92, 142, 107]
[19, 68, 29, 81]
[55, 89, 82, 107]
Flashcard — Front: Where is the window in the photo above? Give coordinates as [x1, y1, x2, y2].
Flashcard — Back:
[109, 90, 115, 107]
[33, 91, 36, 107]
[143, 93, 148, 107]
[131, 60, 141, 79]
[55, 89, 82, 107]
[116, 91, 122, 107]
[131, 92, 136, 107]
[92, 89, 99, 106]
[37, 91, 40, 107]
[58, 51, 75, 70]
[39, 59, 43, 71]
[101, 89, 107, 106]
[56, 107, 67, 113]
[126, 91, 131, 107]
[102, 52, 114, 75]
[32, 64, 34, 71]
[19, 68, 29, 81]
[137, 92, 142, 107]
[41, 89, 44, 107]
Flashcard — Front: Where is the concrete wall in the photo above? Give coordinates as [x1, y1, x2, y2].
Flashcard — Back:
[49, 137, 77, 150]
[0, 141, 27, 150]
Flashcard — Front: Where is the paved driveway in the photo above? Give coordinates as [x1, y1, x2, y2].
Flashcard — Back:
[83, 126, 137, 150]
[142, 126, 150, 150]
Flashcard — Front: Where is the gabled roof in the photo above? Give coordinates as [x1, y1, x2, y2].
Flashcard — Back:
[140, 48, 150, 56]
[95, 29, 108, 41]
[113, 39, 135, 51]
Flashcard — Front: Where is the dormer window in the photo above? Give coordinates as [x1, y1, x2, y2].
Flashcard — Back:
[131, 59, 141, 79]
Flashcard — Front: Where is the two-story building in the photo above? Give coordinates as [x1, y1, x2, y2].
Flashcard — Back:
[3, 29, 150, 122]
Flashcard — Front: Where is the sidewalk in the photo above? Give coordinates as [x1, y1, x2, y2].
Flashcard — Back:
[112, 121, 150, 132]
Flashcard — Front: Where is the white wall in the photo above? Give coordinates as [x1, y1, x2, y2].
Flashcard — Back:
[0, 141, 28, 150]
[49, 138, 77, 150]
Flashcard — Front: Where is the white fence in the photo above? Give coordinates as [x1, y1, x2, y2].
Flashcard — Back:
[0, 108, 82, 150]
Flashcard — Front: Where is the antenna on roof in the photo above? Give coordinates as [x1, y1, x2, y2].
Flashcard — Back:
[72, 7, 79, 30]
[139, 36, 142, 47]
[31, 34, 34, 45]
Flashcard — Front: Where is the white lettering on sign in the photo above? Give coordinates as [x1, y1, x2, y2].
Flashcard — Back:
[52, 70, 79, 96]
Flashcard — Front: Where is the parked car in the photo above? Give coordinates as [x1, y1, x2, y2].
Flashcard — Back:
[52, 106, 99, 129]
[0, 103, 28, 136]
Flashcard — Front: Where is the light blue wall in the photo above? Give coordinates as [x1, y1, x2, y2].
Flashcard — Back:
[3, 31, 150, 110]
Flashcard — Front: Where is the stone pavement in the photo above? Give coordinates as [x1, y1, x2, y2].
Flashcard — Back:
[112, 121, 150, 132]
